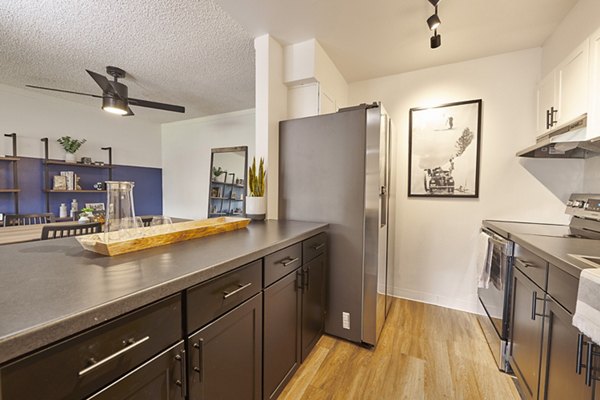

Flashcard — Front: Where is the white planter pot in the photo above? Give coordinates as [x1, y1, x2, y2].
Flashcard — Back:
[65, 152, 76, 163]
[246, 196, 266, 220]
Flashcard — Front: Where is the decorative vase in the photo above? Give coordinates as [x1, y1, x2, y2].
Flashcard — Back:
[65, 152, 76, 163]
[246, 196, 266, 220]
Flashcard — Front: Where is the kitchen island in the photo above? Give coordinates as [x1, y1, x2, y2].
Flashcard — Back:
[0, 219, 328, 400]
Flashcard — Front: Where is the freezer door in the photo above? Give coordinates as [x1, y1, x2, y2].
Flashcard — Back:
[362, 106, 388, 346]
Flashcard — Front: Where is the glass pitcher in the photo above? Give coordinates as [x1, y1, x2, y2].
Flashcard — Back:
[104, 181, 138, 242]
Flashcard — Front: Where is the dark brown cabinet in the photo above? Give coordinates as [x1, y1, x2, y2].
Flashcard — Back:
[539, 296, 592, 400]
[187, 294, 263, 400]
[510, 266, 546, 400]
[88, 341, 187, 400]
[263, 269, 302, 400]
[301, 253, 326, 361]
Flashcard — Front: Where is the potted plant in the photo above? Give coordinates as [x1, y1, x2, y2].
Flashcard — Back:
[246, 157, 266, 220]
[212, 166, 226, 182]
[57, 136, 86, 162]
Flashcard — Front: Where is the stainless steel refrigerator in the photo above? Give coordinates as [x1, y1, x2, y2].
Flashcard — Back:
[279, 103, 392, 346]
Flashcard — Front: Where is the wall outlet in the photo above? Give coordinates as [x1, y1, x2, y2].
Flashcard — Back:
[342, 312, 350, 330]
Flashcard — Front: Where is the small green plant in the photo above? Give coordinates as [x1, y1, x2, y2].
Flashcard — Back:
[248, 157, 265, 197]
[212, 166, 225, 178]
[57, 136, 86, 153]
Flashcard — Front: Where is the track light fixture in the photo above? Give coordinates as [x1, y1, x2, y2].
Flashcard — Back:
[426, 0, 442, 49]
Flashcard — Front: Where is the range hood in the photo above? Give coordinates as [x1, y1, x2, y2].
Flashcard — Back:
[517, 114, 600, 158]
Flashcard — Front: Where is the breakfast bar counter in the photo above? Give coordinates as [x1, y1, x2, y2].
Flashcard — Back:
[0, 219, 328, 365]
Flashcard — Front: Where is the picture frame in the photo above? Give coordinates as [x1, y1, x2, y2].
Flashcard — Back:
[408, 99, 482, 198]
[85, 202, 105, 211]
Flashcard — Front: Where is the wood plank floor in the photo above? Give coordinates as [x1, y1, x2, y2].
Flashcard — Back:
[279, 298, 520, 400]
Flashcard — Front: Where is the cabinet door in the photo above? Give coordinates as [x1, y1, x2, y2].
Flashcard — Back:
[510, 268, 545, 400]
[188, 294, 262, 400]
[538, 71, 557, 135]
[263, 269, 302, 400]
[301, 253, 326, 361]
[88, 341, 186, 400]
[539, 296, 592, 400]
[557, 39, 590, 125]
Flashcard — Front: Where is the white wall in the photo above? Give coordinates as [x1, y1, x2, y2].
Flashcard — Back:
[0, 84, 161, 167]
[161, 109, 255, 219]
[349, 48, 584, 313]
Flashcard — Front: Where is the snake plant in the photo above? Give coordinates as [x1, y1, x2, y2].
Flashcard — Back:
[248, 157, 265, 197]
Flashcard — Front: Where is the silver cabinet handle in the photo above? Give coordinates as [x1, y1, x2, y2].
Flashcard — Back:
[175, 349, 187, 398]
[515, 258, 534, 270]
[193, 338, 205, 382]
[279, 257, 300, 267]
[78, 335, 150, 376]
[223, 282, 252, 299]
[312, 243, 325, 251]
[577, 333, 585, 375]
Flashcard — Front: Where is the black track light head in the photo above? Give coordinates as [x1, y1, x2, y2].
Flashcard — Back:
[428, 0, 439, 6]
[427, 13, 441, 30]
[430, 31, 441, 49]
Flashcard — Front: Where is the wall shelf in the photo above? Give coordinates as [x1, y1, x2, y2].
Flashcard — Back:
[41, 138, 113, 213]
[0, 133, 20, 213]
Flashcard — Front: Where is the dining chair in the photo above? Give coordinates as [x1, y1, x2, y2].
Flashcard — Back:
[41, 222, 102, 240]
[4, 213, 56, 227]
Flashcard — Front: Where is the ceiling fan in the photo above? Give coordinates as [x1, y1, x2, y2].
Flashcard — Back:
[26, 66, 185, 116]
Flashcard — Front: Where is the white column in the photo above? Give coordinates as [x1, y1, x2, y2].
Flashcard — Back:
[254, 34, 288, 219]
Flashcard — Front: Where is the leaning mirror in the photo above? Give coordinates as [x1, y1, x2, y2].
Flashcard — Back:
[208, 146, 248, 218]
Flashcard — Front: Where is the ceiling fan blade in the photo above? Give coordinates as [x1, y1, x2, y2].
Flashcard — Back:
[25, 85, 103, 98]
[128, 97, 185, 113]
[86, 69, 120, 98]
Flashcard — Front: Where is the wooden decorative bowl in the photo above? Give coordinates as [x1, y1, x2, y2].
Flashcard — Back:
[77, 217, 250, 256]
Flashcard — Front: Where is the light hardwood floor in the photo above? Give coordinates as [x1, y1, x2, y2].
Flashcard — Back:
[279, 298, 520, 400]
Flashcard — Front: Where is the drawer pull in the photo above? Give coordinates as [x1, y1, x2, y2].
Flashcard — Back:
[312, 243, 325, 251]
[515, 258, 534, 269]
[78, 335, 150, 377]
[223, 282, 252, 299]
[279, 257, 300, 267]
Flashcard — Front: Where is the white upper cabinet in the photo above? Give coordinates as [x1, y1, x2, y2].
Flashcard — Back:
[587, 28, 600, 140]
[556, 39, 589, 125]
[536, 38, 590, 137]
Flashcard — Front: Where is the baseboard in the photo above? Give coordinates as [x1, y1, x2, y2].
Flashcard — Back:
[390, 287, 483, 315]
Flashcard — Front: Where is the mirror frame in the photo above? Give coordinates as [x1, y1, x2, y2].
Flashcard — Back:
[208, 146, 248, 218]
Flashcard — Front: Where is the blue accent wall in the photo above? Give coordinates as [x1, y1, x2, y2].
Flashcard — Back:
[0, 157, 162, 217]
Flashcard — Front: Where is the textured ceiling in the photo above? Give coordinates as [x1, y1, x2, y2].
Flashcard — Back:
[0, 0, 579, 124]
[216, 0, 578, 82]
[0, 0, 256, 123]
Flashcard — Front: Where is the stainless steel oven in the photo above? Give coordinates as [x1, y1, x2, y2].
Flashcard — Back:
[477, 227, 514, 372]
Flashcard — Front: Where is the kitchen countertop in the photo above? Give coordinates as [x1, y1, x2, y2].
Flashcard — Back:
[483, 220, 600, 278]
[0, 219, 328, 365]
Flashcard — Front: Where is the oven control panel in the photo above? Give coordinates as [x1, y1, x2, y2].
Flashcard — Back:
[566, 193, 600, 220]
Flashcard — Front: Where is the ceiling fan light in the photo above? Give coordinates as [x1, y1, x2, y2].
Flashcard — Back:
[427, 13, 441, 30]
[102, 96, 128, 115]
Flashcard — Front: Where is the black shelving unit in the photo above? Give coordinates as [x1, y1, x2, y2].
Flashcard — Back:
[41, 138, 113, 213]
[1, 133, 20, 214]
[209, 172, 245, 217]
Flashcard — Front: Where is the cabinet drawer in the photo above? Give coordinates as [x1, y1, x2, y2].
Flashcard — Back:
[0, 294, 182, 400]
[548, 264, 578, 314]
[264, 243, 302, 287]
[187, 260, 262, 334]
[303, 233, 327, 263]
[514, 244, 548, 290]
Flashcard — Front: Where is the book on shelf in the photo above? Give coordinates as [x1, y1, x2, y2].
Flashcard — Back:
[53, 175, 67, 190]
[58, 171, 80, 190]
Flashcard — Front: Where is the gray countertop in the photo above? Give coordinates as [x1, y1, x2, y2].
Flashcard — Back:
[483, 220, 600, 278]
[0, 220, 328, 365]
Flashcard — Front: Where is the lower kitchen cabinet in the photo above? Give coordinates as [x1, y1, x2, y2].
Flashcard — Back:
[263, 269, 302, 400]
[301, 253, 326, 361]
[510, 267, 546, 400]
[88, 341, 187, 400]
[187, 293, 263, 400]
[539, 296, 592, 400]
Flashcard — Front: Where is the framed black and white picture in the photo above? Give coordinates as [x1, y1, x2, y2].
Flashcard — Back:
[408, 99, 482, 198]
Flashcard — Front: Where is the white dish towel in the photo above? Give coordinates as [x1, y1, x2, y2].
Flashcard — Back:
[573, 268, 600, 345]
[477, 232, 493, 289]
